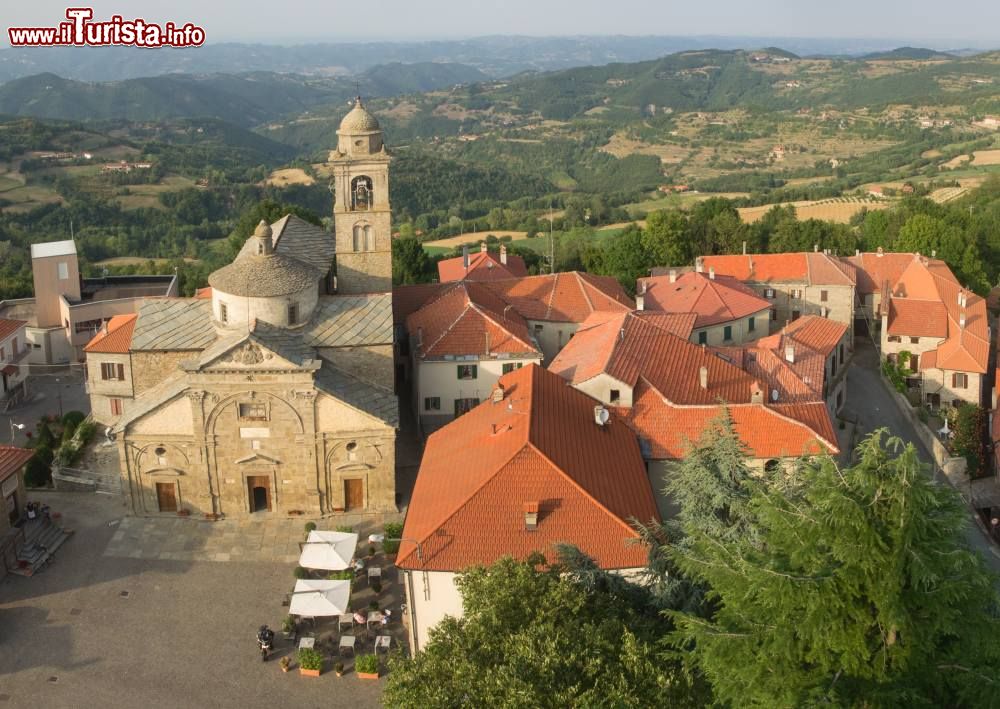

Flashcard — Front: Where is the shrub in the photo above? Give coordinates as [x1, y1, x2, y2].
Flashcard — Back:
[383, 522, 403, 554]
[304, 521, 317, 534]
[327, 570, 352, 581]
[281, 615, 296, 633]
[335, 524, 354, 534]
[62, 411, 86, 429]
[35, 422, 55, 449]
[355, 654, 378, 674]
[33, 445, 54, 467]
[334, 661, 345, 675]
[75, 420, 96, 444]
[293, 566, 309, 579]
[297, 648, 323, 671]
[61, 421, 77, 443]
[24, 455, 52, 487]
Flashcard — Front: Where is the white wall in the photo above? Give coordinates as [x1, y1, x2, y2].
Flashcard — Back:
[403, 569, 464, 652]
[213, 285, 319, 330]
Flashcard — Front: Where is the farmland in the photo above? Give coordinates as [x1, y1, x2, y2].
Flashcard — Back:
[738, 197, 890, 224]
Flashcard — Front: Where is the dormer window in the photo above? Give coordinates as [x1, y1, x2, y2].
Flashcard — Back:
[220, 302, 229, 324]
[288, 303, 298, 326]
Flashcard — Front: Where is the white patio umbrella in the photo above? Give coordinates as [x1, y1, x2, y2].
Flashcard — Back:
[298, 530, 359, 571]
[288, 579, 351, 617]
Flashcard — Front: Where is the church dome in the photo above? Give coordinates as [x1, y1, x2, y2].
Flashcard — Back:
[209, 222, 321, 298]
[339, 97, 380, 133]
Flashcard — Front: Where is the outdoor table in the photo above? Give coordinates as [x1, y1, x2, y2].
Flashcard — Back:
[375, 635, 391, 653]
[339, 635, 356, 656]
[298, 637, 315, 650]
[367, 611, 383, 631]
[338, 613, 353, 632]
[368, 566, 381, 583]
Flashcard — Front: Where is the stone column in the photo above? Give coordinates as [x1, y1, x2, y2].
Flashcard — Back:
[187, 390, 216, 516]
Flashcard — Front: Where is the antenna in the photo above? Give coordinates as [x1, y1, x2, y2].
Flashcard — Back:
[70, 219, 74, 240]
[548, 200, 555, 275]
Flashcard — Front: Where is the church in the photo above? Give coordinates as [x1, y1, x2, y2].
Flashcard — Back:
[84, 99, 399, 518]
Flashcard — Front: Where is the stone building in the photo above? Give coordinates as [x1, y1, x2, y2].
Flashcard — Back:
[87, 99, 399, 518]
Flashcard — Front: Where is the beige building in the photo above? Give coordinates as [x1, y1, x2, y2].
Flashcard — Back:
[0, 319, 29, 407]
[87, 100, 400, 518]
[0, 240, 176, 365]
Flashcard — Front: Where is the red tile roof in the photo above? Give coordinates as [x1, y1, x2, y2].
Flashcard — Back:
[84, 314, 138, 354]
[194, 287, 213, 299]
[482, 272, 633, 323]
[438, 249, 528, 282]
[638, 271, 770, 328]
[781, 315, 849, 356]
[392, 282, 448, 325]
[887, 257, 989, 373]
[886, 299, 948, 338]
[848, 251, 916, 295]
[0, 318, 26, 342]
[626, 382, 838, 459]
[406, 282, 538, 359]
[0, 446, 34, 481]
[397, 364, 659, 571]
[700, 252, 855, 286]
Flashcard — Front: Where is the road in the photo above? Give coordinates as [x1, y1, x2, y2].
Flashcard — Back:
[845, 338, 1000, 573]
[2, 368, 90, 446]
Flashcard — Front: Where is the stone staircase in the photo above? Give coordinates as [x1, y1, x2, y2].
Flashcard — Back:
[8, 519, 74, 577]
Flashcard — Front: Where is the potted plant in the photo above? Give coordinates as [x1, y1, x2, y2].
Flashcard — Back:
[355, 653, 379, 680]
[281, 615, 296, 640]
[368, 544, 376, 558]
[297, 648, 323, 677]
[279, 656, 291, 673]
[304, 521, 316, 534]
[334, 661, 345, 677]
[293, 566, 309, 580]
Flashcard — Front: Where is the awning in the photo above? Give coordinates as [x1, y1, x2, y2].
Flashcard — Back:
[288, 579, 351, 617]
[298, 530, 359, 571]
[1, 365, 17, 376]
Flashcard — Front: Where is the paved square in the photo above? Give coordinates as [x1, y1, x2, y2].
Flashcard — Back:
[1, 492, 408, 709]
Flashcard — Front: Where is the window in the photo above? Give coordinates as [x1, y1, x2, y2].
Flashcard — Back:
[352, 224, 374, 252]
[909, 337, 919, 345]
[765, 288, 775, 299]
[12, 337, 18, 355]
[791, 289, 802, 299]
[346, 441, 358, 462]
[748, 316, 755, 332]
[610, 389, 621, 404]
[791, 310, 801, 321]
[764, 459, 781, 473]
[287, 303, 298, 326]
[454, 397, 479, 416]
[770, 310, 777, 321]
[424, 397, 441, 411]
[365, 225, 375, 251]
[0, 346, 4, 361]
[698, 331, 708, 345]
[723, 325, 733, 341]
[219, 302, 228, 324]
[952, 373, 969, 389]
[75, 318, 103, 334]
[101, 362, 125, 381]
[839, 344, 844, 365]
[110, 398, 123, 416]
[909, 353, 919, 371]
[820, 290, 828, 302]
[533, 324, 543, 334]
[238, 402, 268, 421]
[887, 335, 901, 343]
[351, 175, 373, 210]
[353, 225, 362, 252]
[502, 362, 523, 374]
[154, 446, 167, 466]
[58, 262, 69, 280]
[457, 364, 478, 380]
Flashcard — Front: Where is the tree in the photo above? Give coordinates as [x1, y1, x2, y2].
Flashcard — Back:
[642, 209, 691, 267]
[383, 555, 708, 708]
[952, 403, 986, 478]
[668, 430, 1000, 707]
[585, 224, 649, 294]
[224, 199, 322, 259]
[391, 237, 433, 285]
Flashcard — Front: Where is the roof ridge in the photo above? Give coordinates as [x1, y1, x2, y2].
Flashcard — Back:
[544, 272, 559, 320]
[575, 272, 597, 313]
[765, 402, 839, 452]
[472, 301, 539, 354]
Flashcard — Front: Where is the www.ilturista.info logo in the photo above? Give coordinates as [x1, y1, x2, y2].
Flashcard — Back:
[8, 8, 206, 47]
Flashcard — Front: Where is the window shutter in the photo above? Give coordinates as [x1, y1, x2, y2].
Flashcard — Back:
[951, 373, 957, 388]
[117, 363, 125, 380]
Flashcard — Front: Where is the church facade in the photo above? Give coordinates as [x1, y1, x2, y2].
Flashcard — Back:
[86, 99, 399, 518]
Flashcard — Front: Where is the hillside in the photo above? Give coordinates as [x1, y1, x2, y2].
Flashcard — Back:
[860, 47, 956, 61]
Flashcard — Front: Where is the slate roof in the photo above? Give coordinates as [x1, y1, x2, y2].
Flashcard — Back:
[84, 314, 137, 354]
[314, 364, 398, 427]
[638, 271, 771, 327]
[0, 318, 27, 342]
[130, 300, 216, 351]
[238, 215, 335, 275]
[437, 249, 529, 282]
[111, 377, 189, 433]
[397, 364, 658, 571]
[209, 249, 321, 298]
[187, 323, 317, 370]
[406, 282, 538, 359]
[304, 294, 393, 348]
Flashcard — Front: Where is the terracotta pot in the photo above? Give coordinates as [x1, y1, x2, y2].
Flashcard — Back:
[357, 672, 379, 680]
[299, 668, 321, 677]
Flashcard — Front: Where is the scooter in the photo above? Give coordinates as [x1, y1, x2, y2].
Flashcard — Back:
[257, 625, 274, 661]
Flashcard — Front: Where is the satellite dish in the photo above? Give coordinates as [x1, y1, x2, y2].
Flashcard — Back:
[771, 389, 779, 402]
[594, 405, 610, 426]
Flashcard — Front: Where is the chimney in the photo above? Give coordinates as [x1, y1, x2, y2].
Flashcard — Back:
[480, 242, 488, 253]
[750, 380, 764, 404]
[708, 267, 715, 280]
[699, 366, 708, 390]
[636, 293, 644, 311]
[524, 502, 539, 530]
[742, 240, 747, 255]
[960, 312, 966, 329]
[462, 245, 469, 269]
[695, 257, 704, 274]
[877, 246, 884, 257]
[931, 249, 936, 258]
[785, 344, 795, 363]
[491, 383, 505, 403]
[813, 243, 819, 252]
[855, 248, 860, 257]
[500, 244, 508, 265]
[669, 269, 677, 283]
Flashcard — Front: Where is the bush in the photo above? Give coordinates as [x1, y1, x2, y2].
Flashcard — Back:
[24, 455, 51, 487]
[297, 648, 323, 671]
[335, 524, 354, 534]
[61, 421, 77, 443]
[355, 654, 378, 674]
[304, 521, 317, 533]
[62, 411, 86, 429]
[383, 522, 403, 554]
[334, 661, 345, 675]
[33, 445, 54, 467]
[326, 570, 352, 581]
[281, 615, 296, 633]
[293, 566, 309, 579]
[75, 420, 96, 444]
[35, 422, 55, 449]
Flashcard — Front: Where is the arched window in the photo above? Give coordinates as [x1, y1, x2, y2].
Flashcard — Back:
[351, 176, 373, 210]
[364, 225, 375, 251]
[353, 223, 374, 252]
[352, 224, 363, 252]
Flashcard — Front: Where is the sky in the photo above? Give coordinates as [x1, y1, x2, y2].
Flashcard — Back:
[5, 1, 1000, 45]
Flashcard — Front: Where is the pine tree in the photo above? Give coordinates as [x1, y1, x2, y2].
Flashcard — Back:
[668, 430, 1000, 707]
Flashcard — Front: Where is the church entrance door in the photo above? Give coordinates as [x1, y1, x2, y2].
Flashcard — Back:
[156, 482, 177, 513]
[248, 475, 271, 513]
[344, 479, 364, 511]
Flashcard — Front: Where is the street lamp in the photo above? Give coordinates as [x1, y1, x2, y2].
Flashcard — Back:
[55, 378, 63, 419]
[9, 421, 24, 445]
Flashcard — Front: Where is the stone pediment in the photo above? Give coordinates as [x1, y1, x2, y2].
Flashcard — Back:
[190, 332, 318, 373]
[144, 466, 185, 476]
[234, 452, 282, 465]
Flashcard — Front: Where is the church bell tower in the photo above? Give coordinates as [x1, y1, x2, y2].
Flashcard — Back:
[330, 97, 392, 294]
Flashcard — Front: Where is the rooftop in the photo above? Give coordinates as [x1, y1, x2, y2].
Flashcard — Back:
[437, 247, 528, 282]
[0, 318, 27, 342]
[84, 314, 138, 354]
[699, 252, 855, 286]
[638, 270, 771, 328]
[339, 97, 381, 133]
[30, 240, 76, 259]
[0, 445, 34, 480]
[481, 271, 634, 323]
[397, 364, 659, 572]
[237, 215, 334, 276]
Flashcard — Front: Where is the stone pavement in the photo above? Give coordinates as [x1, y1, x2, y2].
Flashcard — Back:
[2, 369, 90, 446]
[103, 512, 402, 563]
